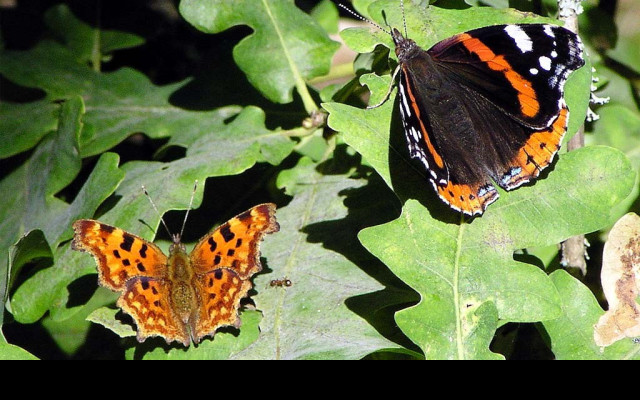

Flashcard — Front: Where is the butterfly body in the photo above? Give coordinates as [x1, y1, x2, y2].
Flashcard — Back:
[72, 203, 279, 346]
[165, 239, 200, 341]
[390, 23, 585, 216]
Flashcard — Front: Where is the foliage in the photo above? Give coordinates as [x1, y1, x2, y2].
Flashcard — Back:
[0, 0, 638, 359]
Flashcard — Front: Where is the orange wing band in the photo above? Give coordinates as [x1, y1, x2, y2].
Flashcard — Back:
[459, 34, 540, 119]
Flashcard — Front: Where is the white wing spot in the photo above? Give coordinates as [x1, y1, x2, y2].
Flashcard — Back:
[539, 56, 552, 71]
[411, 127, 420, 142]
[543, 25, 556, 38]
[504, 25, 533, 53]
[399, 83, 412, 117]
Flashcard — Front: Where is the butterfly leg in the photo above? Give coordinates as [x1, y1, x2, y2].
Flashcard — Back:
[367, 64, 402, 110]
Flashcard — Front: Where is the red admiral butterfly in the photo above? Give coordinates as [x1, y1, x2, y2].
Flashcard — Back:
[348, 5, 586, 216]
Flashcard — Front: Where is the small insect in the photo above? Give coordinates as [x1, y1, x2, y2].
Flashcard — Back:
[269, 277, 292, 288]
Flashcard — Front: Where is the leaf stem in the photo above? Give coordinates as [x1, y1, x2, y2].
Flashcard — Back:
[261, 0, 318, 114]
[454, 220, 465, 360]
[296, 77, 320, 115]
[91, 1, 102, 72]
[308, 63, 354, 86]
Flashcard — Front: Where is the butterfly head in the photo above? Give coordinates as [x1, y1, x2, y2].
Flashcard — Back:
[392, 28, 418, 60]
[336, 1, 415, 60]
[169, 233, 186, 255]
[143, 181, 198, 256]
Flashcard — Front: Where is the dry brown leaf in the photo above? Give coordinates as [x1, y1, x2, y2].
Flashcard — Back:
[594, 213, 640, 347]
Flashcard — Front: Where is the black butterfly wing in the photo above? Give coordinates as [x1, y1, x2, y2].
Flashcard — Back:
[429, 24, 584, 128]
[397, 56, 500, 216]
[395, 24, 584, 215]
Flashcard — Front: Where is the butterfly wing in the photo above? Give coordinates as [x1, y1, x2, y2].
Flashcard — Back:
[428, 24, 584, 191]
[189, 203, 279, 277]
[117, 277, 191, 346]
[429, 24, 583, 128]
[191, 268, 253, 342]
[397, 50, 500, 215]
[396, 24, 584, 215]
[72, 220, 190, 345]
[72, 219, 168, 290]
[188, 203, 279, 341]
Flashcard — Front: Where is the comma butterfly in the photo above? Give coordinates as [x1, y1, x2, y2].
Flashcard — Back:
[72, 187, 279, 347]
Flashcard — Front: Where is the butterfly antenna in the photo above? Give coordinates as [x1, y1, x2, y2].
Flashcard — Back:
[179, 180, 198, 240]
[401, 0, 408, 37]
[142, 185, 173, 240]
[337, 2, 390, 35]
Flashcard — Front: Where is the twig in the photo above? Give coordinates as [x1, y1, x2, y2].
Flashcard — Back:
[558, 0, 589, 275]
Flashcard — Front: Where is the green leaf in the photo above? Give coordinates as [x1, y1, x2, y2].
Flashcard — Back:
[232, 156, 402, 359]
[351, 0, 379, 20]
[2, 230, 52, 327]
[90, 106, 294, 235]
[588, 104, 640, 221]
[130, 310, 262, 360]
[86, 306, 136, 340]
[2, 100, 125, 323]
[8, 150, 124, 324]
[0, 340, 39, 360]
[179, 0, 340, 105]
[44, 4, 144, 65]
[355, 145, 634, 359]
[3, 0, 630, 360]
[1, 96, 83, 293]
[0, 40, 240, 157]
[310, 0, 340, 34]
[591, 64, 638, 112]
[542, 270, 640, 360]
[0, 100, 59, 159]
[605, 30, 640, 76]
[589, 105, 640, 157]
[42, 287, 120, 355]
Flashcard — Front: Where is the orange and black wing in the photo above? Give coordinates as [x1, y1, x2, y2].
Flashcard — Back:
[72, 219, 168, 290]
[394, 24, 584, 216]
[188, 203, 279, 342]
